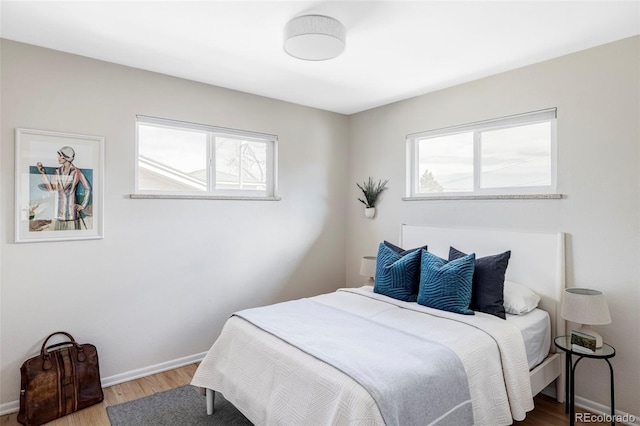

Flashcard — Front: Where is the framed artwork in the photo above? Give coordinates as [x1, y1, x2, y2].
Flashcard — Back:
[15, 128, 104, 243]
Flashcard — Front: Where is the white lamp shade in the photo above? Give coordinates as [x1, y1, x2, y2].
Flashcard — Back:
[284, 15, 345, 61]
[561, 288, 611, 325]
[359, 256, 376, 279]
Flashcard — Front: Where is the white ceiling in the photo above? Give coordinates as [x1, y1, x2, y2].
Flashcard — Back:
[1, 1, 639, 115]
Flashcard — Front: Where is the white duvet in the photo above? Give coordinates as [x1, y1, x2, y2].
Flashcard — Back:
[191, 287, 534, 425]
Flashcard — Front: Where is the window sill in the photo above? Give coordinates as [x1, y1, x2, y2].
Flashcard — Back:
[403, 194, 564, 201]
[129, 194, 281, 201]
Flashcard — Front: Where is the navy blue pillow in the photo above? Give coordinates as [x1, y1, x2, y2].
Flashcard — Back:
[374, 242, 422, 302]
[449, 247, 511, 319]
[449, 247, 511, 320]
[418, 250, 475, 315]
[383, 240, 426, 256]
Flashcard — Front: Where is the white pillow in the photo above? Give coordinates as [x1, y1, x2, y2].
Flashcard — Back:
[503, 280, 540, 315]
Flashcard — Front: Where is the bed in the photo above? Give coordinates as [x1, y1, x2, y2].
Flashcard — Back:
[192, 225, 566, 425]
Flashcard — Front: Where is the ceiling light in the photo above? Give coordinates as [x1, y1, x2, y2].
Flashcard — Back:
[283, 15, 345, 61]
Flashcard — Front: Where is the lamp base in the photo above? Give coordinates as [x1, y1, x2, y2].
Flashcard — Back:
[576, 325, 604, 348]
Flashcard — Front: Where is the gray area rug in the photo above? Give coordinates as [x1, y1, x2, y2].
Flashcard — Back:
[107, 385, 253, 425]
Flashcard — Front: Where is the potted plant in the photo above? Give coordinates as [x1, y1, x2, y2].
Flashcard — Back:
[356, 178, 388, 218]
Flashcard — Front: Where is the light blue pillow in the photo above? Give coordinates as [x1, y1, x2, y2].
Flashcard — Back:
[374, 242, 421, 302]
[418, 250, 476, 315]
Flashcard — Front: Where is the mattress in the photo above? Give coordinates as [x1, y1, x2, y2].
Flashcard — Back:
[506, 308, 551, 369]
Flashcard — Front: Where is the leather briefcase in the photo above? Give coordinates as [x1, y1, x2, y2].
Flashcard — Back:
[17, 331, 104, 426]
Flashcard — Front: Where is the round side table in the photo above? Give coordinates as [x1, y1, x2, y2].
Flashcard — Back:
[554, 336, 616, 426]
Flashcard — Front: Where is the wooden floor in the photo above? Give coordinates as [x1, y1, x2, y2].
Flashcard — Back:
[1, 363, 608, 425]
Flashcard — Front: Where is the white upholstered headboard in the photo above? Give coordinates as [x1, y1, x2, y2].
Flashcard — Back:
[400, 225, 566, 348]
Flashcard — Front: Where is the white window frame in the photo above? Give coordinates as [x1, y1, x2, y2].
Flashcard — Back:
[134, 115, 278, 200]
[406, 108, 557, 199]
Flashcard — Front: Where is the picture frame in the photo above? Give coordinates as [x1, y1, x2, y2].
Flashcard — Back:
[15, 128, 104, 243]
[570, 329, 596, 353]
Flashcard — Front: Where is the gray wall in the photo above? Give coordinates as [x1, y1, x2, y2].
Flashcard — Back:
[0, 40, 349, 407]
[347, 36, 639, 416]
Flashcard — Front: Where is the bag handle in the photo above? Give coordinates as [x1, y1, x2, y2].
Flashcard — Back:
[39, 331, 87, 369]
[40, 331, 81, 357]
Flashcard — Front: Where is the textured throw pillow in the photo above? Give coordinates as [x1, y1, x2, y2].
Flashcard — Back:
[418, 250, 475, 315]
[374, 242, 423, 302]
[449, 247, 511, 319]
[503, 280, 540, 315]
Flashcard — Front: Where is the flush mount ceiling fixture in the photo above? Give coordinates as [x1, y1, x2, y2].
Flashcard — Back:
[283, 15, 346, 61]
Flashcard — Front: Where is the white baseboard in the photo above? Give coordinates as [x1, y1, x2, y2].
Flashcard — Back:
[0, 400, 20, 417]
[574, 396, 639, 426]
[99, 351, 207, 388]
[0, 351, 207, 416]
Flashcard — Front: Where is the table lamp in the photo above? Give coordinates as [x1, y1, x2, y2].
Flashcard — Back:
[561, 288, 611, 347]
[359, 256, 376, 285]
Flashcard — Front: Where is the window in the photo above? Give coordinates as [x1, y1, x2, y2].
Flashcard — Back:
[135, 116, 278, 199]
[406, 108, 557, 198]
